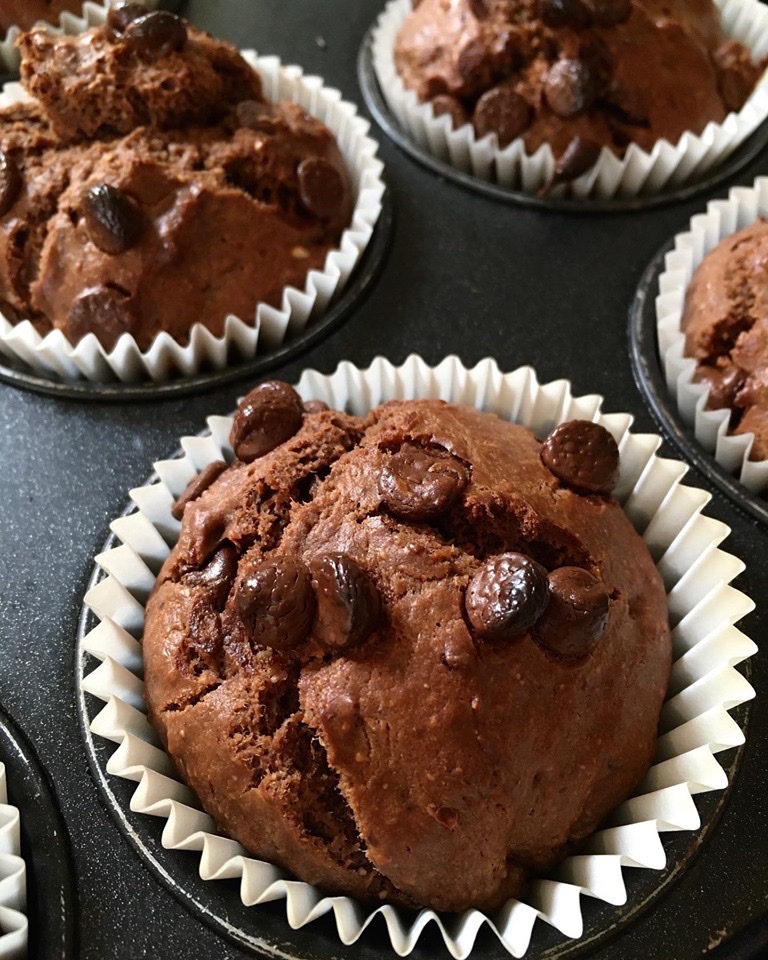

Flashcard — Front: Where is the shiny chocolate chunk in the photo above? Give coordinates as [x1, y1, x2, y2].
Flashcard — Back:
[303, 399, 330, 414]
[123, 11, 187, 55]
[431, 94, 469, 130]
[540, 420, 620, 495]
[83, 184, 143, 256]
[236, 99, 277, 132]
[230, 381, 304, 462]
[171, 460, 228, 521]
[297, 157, 345, 222]
[379, 444, 469, 521]
[473, 86, 532, 146]
[185, 544, 238, 612]
[694, 363, 745, 410]
[234, 558, 315, 652]
[586, 0, 632, 26]
[430, 805, 460, 829]
[538, 136, 601, 196]
[0, 151, 21, 217]
[539, 0, 592, 30]
[465, 553, 549, 640]
[66, 285, 138, 349]
[107, 1, 148, 34]
[535, 566, 609, 659]
[544, 59, 597, 118]
[457, 39, 494, 91]
[310, 553, 381, 648]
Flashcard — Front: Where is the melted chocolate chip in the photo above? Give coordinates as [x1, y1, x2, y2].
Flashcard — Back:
[66, 285, 138, 349]
[538, 136, 601, 196]
[431, 94, 469, 130]
[171, 460, 228, 521]
[303, 399, 330, 414]
[230, 381, 304, 463]
[234, 558, 315, 652]
[534, 567, 609, 659]
[465, 553, 550, 640]
[694, 363, 746, 410]
[539, 0, 592, 30]
[586, 0, 632, 26]
[0, 151, 21, 217]
[310, 553, 381, 649]
[83, 184, 143, 256]
[457, 39, 494, 91]
[540, 420, 620, 495]
[123, 11, 187, 55]
[297, 157, 345, 221]
[379, 444, 469, 521]
[185, 544, 238, 612]
[107, 1, 148, 33]
[544, 59, 597, 118]
[473, 86, 532, 146]
[236, 99, 277, 132]
[429, 805, 460, 829]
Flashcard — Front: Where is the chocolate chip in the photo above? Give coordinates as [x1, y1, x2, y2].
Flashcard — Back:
[534, 567, 609, 659]
[66, 285, 138, 349]
[538, 136, 601, 196]
[429, 805, 460, 829]
[694, 363, 745, 410]
[457, 39, 494, 92]
[123, 11, 187, 55]
[235, 99, 277, 131]
[473, 86, 532, 146]
[379, 444, 469, 521]
[431, 94, 469, 130]
[303, 399, 330, 414]
[230, 381, 304, 462]
[107, 1, 148, 34]
[0, 151, 21, 217]
[171, 460, 228, 521]
[234, 558, 315, 652]
[544, 59, 597, 118]
[466, 553, 550, 640]
[585, 0, 632, 26]
[540, 420, 620, 495]
[185, 544, 238, 612]
[83, 184, 143, 256]
[539, 0, 592, 30]
[297, 157, 345, 221]
[310, 553, 381, 649]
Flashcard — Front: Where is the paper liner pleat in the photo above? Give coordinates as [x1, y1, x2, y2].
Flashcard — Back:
[371, 0, 768, 200]
[80, 356, 756, 957]
[0, 765, 27, 960]
[0, 9, 384, 383]
[656, 175, 768, 494]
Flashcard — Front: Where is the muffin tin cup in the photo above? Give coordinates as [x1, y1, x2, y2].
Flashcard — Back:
[653, 176, 768, 499]
[369, 0, 768, 202]
[78, 355, 756, 959]
[0, 764, 26, 960]
[0, 7, 386, 384]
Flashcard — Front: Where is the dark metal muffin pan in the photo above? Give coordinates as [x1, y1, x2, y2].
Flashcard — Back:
[1, 0, 767, 957]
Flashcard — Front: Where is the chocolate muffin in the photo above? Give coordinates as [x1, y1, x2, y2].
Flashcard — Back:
[143, 386, 671, 912]
[0, 8, 352, 351]
[682, 217, 768, 461]
[394, 0, 765, 179]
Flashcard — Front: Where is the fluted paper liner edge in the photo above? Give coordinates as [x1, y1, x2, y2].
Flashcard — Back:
[81, 356, 756, 958]
[371, 0, 768, 200]
[0, 6, 384, 383]
[656, 175, 768, 494]
[0, 764, 28, 960]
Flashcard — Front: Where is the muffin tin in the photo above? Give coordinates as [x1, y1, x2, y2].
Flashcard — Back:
[0, 0, 767, 958]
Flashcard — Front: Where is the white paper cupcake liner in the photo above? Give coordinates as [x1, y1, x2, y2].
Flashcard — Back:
[656, 175, 768, 495]
[0, 764, 27, 960]
[372, 0, 768, 200]
[0, 9, 384, 383]
[79, 355, 756, 958]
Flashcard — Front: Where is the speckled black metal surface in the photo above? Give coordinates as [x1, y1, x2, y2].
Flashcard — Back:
[0, 1, 766, 958]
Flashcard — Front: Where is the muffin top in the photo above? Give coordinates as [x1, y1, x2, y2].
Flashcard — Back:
[682, 217, 768, 460]
[0, 8, 352, 350]
[395, 0, 764, 168]
[144, 389, 671, 912]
